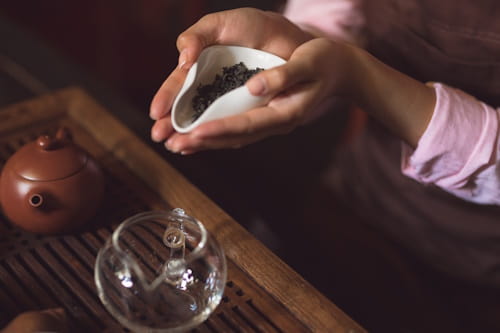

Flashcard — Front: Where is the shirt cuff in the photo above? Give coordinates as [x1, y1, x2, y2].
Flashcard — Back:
[401, 83, 498, 190]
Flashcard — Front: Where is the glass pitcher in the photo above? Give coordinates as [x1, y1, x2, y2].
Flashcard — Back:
[94, 208, 227, 332]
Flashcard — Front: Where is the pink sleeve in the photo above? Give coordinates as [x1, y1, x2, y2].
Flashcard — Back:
[283, 0, 365, 44]
[402, 83, 500, 204]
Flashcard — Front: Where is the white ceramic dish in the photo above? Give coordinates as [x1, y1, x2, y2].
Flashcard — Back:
[171, 45, 286, 133]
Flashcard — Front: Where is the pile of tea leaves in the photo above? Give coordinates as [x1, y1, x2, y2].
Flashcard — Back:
[191, 62, 263, 121]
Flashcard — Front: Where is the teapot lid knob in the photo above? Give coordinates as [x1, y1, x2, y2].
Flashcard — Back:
[36, 127, 73, 151]
[37, 135, 54, 151]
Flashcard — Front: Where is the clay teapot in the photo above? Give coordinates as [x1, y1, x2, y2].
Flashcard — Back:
[0, 127, 105, 234]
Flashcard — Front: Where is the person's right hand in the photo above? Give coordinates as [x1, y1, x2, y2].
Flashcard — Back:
[149, 8, 313, 148]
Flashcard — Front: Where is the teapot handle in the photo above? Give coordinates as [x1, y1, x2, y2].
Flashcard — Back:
[55, 127, 72, 142]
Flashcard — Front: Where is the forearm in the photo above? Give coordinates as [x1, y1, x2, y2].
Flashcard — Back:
[348, 47, 500, 204]
[350, 46, 436, 147]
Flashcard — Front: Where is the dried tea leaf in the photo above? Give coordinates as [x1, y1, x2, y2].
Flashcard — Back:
[191, 62, 263, 121]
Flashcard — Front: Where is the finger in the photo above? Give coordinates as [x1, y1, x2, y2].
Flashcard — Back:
[177, 118, 294, 153]
[246, 58, 313, 98]
[151, 117, 175, 142]
[192, 105, 300, 139]
[151, 12, 228, 121]
[176, 9, 296, 67]
[176, 12, 225, 69]
[196, 130, 275, 150]
[168, 130, 259, 154]
[167, 88, 318, 154]
[151, 13, 226, 120]
[150, 66, 189, 120]
[165, 104, 286, 153]
[164, 131, 197, 153]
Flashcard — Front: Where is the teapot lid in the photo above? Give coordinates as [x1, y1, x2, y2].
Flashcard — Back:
[9, 128, 88, 181]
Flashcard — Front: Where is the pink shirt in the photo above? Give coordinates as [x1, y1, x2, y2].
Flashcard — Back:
[285, 0, 500, 205]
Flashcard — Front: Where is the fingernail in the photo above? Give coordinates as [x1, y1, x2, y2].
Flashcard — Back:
[151, 133, 161, 143]
[150, 110, 158, 120]
[166, 138, 179, 153]
[246, 76, 267, 96]
[165, 138, 173, 149]
[178, 49, 190, 70]
[151, 127, 162, 142]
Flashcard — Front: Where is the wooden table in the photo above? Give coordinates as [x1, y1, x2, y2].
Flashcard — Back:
[0, 15, 366, 331]
[0, 86, 366, 332]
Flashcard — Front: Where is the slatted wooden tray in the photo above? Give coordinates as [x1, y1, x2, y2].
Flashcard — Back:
[0, 87, 365, 332]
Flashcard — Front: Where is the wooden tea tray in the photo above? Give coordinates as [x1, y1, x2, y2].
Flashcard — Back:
[0, 87, 365, 332]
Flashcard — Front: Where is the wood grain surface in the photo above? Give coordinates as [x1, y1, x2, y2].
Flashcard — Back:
[0, 87, 366, 333]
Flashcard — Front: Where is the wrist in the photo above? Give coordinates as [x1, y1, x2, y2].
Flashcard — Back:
[348, 47, 436, 147]
[342, 43, 368, 99]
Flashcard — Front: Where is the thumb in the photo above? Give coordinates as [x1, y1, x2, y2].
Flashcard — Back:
[246, 59, 311, 97]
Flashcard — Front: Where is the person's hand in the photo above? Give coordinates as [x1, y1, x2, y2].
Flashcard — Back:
[149, 7, 313, 152]
[151, 7, 435, 154]
[152, 36, 358, 154]
[1, 308, 69, 333]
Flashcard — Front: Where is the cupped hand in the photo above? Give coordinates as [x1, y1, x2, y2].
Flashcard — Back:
[150, 8, 312, 148]
[158, 37, 358, 154]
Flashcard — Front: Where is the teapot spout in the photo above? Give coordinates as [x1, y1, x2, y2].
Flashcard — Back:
[28, 193, 44, 208]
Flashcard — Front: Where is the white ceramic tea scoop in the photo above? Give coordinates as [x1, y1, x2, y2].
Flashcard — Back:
[171, 45, 286, 133]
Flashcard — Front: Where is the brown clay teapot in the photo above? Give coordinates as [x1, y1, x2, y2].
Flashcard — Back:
[0, 127, 105, 234]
